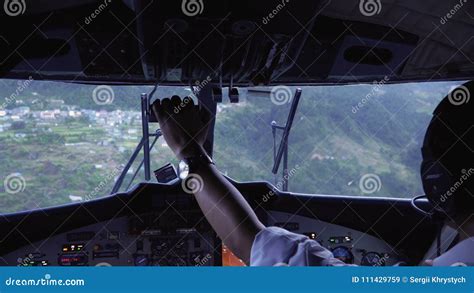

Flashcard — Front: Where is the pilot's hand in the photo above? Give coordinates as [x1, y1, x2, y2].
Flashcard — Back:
[153, 96, 263, 265]
[151, 96, 212, 160]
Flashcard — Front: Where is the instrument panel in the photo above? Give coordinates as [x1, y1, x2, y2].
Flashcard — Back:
[2, 207, 404, 267]
[2, 210, 404, 267]
[266, 211, 405, 266]
[3, 211, 217, 267]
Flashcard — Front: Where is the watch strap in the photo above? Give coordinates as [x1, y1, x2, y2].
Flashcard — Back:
[182, 152, 214, 171]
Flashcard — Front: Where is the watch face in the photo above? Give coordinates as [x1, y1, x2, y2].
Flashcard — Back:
[178, 160, 189, 179]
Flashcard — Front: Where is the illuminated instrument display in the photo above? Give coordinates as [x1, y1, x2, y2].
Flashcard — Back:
[304, 232, 317, 240]
[62, 244, 84, 252]
[329, 236, 352, 245]
[58, 254, 88, 266]
[24, 260, 49, 266]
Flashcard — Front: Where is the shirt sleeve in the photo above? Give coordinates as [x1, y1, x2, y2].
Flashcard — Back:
[250, 226, 349, 266]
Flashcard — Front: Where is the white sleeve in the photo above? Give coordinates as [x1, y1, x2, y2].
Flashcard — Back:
[250, 226, 349, 266]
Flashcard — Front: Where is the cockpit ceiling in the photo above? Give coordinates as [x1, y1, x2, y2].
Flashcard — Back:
[320, 0, 474, 82]
[0, 0, 473, 85]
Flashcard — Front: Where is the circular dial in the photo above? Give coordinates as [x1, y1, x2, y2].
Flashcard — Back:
[361, 252, 385, 266]
[331, 246, 354, 264]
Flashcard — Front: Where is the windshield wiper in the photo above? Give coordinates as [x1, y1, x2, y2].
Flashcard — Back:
[111, 87, 160, 194]
[271, 88, 302, 191]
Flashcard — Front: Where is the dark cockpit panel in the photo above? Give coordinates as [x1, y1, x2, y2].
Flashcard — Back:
[1, 0, 473, 84]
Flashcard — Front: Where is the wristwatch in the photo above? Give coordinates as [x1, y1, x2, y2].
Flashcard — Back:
[178, 152, 214, 179]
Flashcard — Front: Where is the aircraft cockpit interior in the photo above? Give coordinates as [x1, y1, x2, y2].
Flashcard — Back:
[0, 0, 473, 269]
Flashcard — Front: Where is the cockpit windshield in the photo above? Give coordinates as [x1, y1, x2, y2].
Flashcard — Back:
[0, 79, 464, 214]
[212, 82, 465, 197]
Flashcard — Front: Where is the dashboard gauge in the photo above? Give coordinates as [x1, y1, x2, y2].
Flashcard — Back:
[361, 252, 385, 266]
[58, 253, 88, 266]
[331, 246, 354, 264]
[133, 254, 149, 266]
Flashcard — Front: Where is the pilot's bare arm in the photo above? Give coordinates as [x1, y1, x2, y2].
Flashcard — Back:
[152, 96, 265, 264]
[191, 161, 265, 264]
